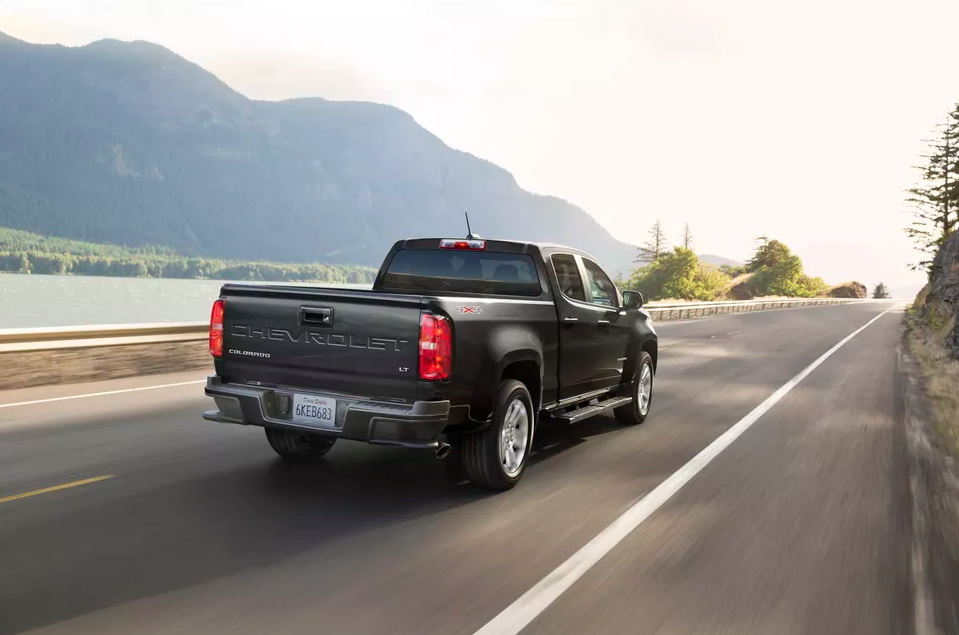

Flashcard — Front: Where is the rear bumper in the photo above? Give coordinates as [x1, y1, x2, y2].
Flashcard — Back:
[202, 375, 450, 450]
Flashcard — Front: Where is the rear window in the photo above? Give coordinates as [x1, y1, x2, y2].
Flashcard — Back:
[381, 249, 542, 297]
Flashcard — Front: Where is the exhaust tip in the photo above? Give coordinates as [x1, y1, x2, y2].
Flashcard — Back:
[435, 442, 452, 460]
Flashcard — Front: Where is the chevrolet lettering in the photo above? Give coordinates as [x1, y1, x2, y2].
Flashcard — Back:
[203, 237, 658, 491]
[231, 325, 407, 352]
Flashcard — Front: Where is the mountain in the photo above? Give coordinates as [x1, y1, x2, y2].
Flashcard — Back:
[699, 254, 742, 268]
[0, 30, 23, 45]
[0, 31, 640, 276]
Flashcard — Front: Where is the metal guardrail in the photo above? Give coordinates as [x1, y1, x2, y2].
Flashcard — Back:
[644, 297, 864, 321]
[646, 298, 860, 309]
[0, 298, 867, 353]
[0, 322, 207, 353]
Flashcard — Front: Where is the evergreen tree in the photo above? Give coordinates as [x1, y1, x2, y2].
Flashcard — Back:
[636, 220, 668, 263]
[682, 223, 692, 249]
[906, 108, 959, 274]
[872, 282, 890, 299]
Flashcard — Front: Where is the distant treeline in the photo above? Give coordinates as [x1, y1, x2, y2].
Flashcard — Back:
[0, 228, 376, 283]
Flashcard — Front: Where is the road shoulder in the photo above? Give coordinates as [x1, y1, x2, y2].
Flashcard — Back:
[900, 342, 959, 635]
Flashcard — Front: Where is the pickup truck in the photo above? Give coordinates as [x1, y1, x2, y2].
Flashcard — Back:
[203, 237, 658, 490]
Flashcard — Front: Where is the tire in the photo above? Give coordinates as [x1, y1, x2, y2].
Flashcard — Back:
[615, 351, 654, 425]
[265, 428, 336, 461]
[460, 380, 534, 491]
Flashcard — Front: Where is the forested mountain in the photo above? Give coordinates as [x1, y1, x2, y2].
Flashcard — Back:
[0, 31, 639, 275]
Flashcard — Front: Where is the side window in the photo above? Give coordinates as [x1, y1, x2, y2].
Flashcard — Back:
[583, 259, 617, 307]
[551, 254, 586, 302]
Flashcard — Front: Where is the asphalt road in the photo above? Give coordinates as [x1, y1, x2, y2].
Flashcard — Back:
[0, 301, 910, 635]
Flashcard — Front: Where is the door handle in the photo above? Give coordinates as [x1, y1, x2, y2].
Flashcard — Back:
[564, 316, 579, 323]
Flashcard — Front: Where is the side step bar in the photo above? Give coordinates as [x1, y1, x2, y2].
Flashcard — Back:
[544, 395, 633, 425]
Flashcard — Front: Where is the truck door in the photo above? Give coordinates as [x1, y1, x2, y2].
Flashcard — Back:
[550, 253, 614, 399]
[579, 257, 633, 388]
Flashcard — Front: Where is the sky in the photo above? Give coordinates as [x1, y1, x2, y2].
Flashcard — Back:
[3, 0, 957, 296]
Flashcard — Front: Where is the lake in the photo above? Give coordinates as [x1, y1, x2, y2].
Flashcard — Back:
[0, 274, 370, 329]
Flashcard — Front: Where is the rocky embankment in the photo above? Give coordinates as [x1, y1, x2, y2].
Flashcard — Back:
[917, 232, 959, 355]
[725, 274, 867, 301]
[903, 231, 959, 635]
[825, 281, 868, 299]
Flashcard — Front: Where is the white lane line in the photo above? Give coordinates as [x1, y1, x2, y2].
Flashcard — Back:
[472, 306, 895, 635]
[0, 380, 206, 409]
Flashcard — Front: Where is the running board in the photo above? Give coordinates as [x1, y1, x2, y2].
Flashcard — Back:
[545, 396, 633, 425]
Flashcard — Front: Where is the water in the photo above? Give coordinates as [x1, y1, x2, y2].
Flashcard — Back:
[0, 274, 370, 329]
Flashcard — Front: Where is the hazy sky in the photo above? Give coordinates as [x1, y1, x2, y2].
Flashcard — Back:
[4, 0, 957, 295]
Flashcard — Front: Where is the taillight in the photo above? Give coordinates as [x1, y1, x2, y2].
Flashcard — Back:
[419, 313, 452, 381]
[209, 299, 225, 357]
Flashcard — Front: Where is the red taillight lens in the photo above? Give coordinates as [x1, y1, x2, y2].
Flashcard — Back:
[419, 313, 452, 381]
[209, 299, 225, 357]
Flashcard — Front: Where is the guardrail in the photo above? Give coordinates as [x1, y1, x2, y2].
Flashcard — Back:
[0, 322, 207, 353]
[0, 298, 867, 353]
[643, 297, 863, 321]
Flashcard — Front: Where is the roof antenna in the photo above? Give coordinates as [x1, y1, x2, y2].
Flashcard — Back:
[465, 212, 479, 240]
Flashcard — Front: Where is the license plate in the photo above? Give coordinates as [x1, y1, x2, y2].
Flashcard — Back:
[291, 394, 338, 428]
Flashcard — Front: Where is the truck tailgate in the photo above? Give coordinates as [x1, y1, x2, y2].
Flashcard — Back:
[220, 285, 423, 400]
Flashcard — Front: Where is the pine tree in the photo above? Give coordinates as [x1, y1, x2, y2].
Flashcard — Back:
[906, 108, 959, 274]
[872, 282, 890, 299]
[636, 220, 668, 263]
[682, 223, 692, 249]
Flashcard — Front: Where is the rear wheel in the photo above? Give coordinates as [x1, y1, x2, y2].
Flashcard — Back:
[461, 380, 534, 491]
[615, 351, 654, 425]
[265, 428, 336, 461]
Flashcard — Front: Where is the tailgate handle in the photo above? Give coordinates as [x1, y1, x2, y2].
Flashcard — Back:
[299, 306, 333, 327]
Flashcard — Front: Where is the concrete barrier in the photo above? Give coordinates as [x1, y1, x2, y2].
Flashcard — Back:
[0, 323, 211, 391]
[0, 341, 213, 391]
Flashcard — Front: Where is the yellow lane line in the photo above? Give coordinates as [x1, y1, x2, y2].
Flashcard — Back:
[0, 475, 113, 505]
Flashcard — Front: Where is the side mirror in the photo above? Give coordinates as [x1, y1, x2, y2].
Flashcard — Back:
[623, 290, 644, 310]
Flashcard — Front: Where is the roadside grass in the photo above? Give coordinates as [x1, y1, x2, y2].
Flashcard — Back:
[905, 287, 959, 456]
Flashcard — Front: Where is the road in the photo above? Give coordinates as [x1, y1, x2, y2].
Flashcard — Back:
[0, 301, 911, 635]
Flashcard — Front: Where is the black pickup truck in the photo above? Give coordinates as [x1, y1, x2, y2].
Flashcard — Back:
[203, 237, 658, 490]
